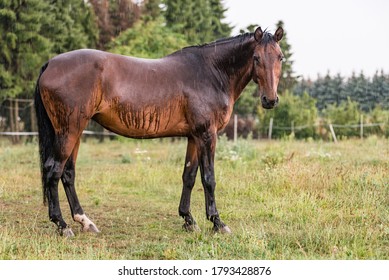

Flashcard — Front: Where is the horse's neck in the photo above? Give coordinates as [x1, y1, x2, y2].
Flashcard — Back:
[204, 37, 256, 101]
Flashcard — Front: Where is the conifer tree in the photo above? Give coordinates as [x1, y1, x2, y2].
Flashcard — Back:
[0, 0, 52, 98]
[41, 0, 98, 54]
[276, 20, 297, 94]
[164, 0, 232, 45]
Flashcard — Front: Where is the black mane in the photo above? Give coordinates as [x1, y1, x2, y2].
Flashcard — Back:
[195, 32, 254, 48]
[172, 29, 276, 55]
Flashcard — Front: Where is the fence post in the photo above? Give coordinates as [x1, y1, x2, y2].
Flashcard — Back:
[268, 118, 273, 140]
[233, 114, 238, 143]
[329, 123, 338, 143]
[360, 114, 364, 140]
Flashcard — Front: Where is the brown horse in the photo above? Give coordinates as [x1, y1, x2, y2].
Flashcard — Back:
[35, 26, 284, 237]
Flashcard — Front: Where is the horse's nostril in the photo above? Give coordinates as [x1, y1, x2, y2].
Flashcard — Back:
[261, 95, 278, 109]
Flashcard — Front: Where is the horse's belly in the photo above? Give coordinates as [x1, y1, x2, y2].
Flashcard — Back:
[93, 102, 190, 138]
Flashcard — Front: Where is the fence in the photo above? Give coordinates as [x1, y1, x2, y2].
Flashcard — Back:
[1, 99, 388, 143]
[264, 116, 387, 142]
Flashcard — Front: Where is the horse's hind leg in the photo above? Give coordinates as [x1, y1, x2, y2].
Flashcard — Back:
[44, 136, 77, 237]
[61, 138, 99, 233]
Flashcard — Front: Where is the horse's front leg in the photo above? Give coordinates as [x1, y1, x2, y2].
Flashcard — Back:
[179, 136, 200, 231]
[195, 129, 231, 234]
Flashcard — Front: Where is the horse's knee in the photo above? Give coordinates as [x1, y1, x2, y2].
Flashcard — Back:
[61, 167, 75, 184]
[44, 158, 64, 182]
[182, 172, 196, 188]
[202, 173, 216, 192]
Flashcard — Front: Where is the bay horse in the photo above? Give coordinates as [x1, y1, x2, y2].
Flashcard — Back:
[35, 26, 284, 237]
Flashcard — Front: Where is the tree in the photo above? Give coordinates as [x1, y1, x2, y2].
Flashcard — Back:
[344, 72, 370, 112]
[89, 0, 141, 50]
[41, 0, 98, 54]
[142, 0, 161, 22]
[209, 0, 232, 39]
[308, 72, 345, 111]
[0, 0, 54, 142]
[371, 70, 389, 110]
[0, 0, 52, 99]
[108, 17, 188, 59]
[164, 0, 232, 45]
[276, 20, 297, 94]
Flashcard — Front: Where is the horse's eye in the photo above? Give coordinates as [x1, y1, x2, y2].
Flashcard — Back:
[280, 56, 285, 62]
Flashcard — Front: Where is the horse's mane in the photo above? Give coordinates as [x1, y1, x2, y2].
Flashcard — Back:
[194, 32, 254, 49]
[169, 29, 275, 56]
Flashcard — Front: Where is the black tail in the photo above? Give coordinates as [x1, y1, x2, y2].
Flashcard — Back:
[34, 62, 52, 205]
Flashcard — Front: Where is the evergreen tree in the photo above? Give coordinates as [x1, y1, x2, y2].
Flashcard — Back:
[331, 73, 346, 105]
[345, 72, 370, 112]
[209, 0, 232, 38]
[308, 74, 326, 111]
[371, 70, 389, 110]
[164, 0, 232, 45]
[0, 0, 52, 98]
[276, 20, 297, 94]
[41, 0, 98, 54]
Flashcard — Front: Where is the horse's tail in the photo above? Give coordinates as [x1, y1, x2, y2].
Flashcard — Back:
[34, 62, 52, 205]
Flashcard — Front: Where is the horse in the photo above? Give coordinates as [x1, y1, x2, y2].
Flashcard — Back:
[34, 26, 284, 237]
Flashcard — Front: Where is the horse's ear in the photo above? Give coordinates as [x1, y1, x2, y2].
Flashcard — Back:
[274, 27, 284, 42]
[254, 27, 263, 42]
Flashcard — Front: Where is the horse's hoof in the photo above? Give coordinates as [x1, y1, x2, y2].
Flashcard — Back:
[61, 227, 75, 238]
[220, 225, 232, 234]
[183, 223, 201, 232]
[74, 214, 100, 233]
[213, 225, 232, 234]
[83, 223, 100, 233]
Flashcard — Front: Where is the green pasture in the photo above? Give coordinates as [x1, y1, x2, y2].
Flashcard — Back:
[0, 136, 388, 259]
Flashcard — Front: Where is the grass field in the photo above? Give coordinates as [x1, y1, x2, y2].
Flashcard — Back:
[0, 136, 388, 260]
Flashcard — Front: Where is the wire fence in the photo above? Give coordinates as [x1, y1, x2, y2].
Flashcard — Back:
[1, 99, 388, 143]
[262, 116, 387, 142]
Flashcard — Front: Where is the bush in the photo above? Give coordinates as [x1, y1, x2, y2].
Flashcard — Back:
[366, 106, 389, 137]
[257, 91, 318, 139]
[322, 98, 361, 138]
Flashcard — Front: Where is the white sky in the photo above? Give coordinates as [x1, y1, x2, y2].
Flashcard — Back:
[223, 0, 389, 79]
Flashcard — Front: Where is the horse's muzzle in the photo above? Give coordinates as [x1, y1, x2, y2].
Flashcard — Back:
[261, 95, 279, 109]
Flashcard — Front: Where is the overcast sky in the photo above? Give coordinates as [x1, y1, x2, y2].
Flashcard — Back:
[223, 0, 389, 79]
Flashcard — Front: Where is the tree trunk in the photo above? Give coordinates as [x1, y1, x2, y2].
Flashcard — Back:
[30, 100, 37, 132]
[9, 100, 20, 144]
[9, 100, 15, 143]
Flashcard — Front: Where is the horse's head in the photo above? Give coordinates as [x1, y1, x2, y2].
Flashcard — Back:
[252, 27, 284, 109]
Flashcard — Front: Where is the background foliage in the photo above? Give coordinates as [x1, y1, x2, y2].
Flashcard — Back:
[0, 0, 388, 140]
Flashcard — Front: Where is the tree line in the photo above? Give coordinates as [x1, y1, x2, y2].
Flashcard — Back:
[295, 71, 389, 112]
[1, 0, 388, 141]
[0, 0, 232, 100]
